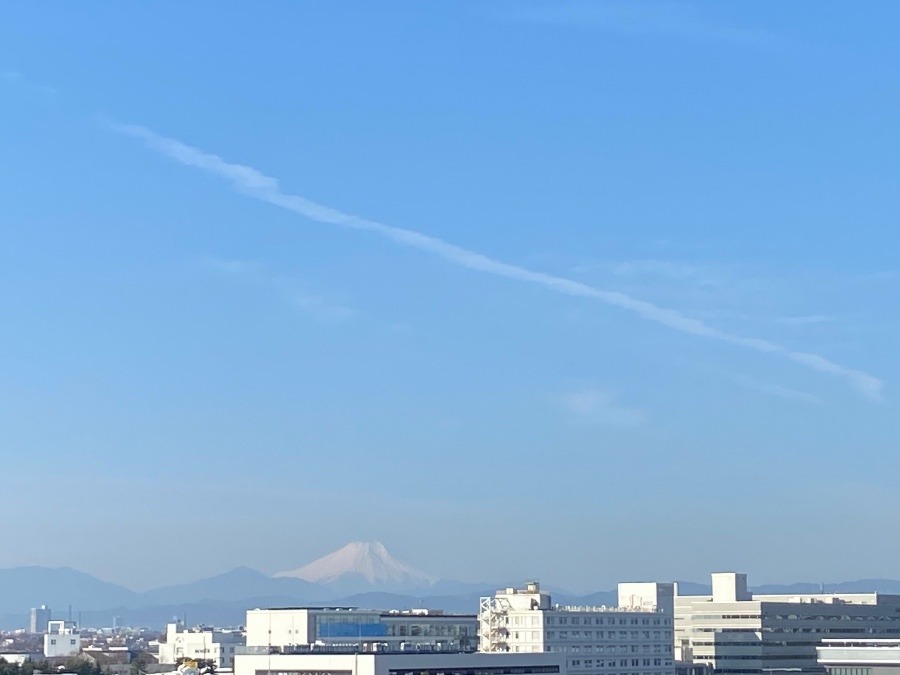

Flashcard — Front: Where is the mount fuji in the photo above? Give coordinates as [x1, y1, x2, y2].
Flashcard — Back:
[274, 541, 438, 595]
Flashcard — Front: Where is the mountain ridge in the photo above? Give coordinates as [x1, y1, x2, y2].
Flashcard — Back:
[5, 542, 900, 630]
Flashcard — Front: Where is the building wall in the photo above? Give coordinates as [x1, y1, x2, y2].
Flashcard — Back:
[29, 606, 51, 634]
[43, 621, 81, 658]
[235, 651, 564, 675]
[479, 582, 675, 675]
[159, 623, 244, 668]
[247, 609, 314, 648]
[677, 574, 900, 675]
[246, 609, 476, 652]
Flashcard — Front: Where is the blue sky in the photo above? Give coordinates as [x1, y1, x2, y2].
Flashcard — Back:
[2, 1, 899, 592]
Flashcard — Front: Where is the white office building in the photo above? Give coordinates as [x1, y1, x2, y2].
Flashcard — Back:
[246, 607, 477, 653]
[235, 650, 564, 675]
[478, 581, 675, 675]
[817, 639, 900, 675]
[43, 620, 81, 658]
[675, 572, 900, 675]
[158, 623, 245, 669]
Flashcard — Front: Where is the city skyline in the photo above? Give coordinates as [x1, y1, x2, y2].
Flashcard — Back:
[2, 2, 899, 591]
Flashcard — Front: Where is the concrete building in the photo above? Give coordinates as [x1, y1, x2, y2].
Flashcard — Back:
[246, 607, 476, 653]
[29, 606, 51, 634]
[234, 649, 564, 675]
[44, 620, 81, 658]
[478, 581, 675, 675]
[675, 573, 900, 675]
[817, 639, 900, 675]
[158, 623, 245, 669]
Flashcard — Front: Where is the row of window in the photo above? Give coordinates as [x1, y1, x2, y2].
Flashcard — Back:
[827, 668, 872, 675]
[691, 640, 825, 647]
[544, 617, 669, 627]
[691, 627, 900, 635]
[704, 654, 816, 661]
[544, 631, 670, 640]
[693, 614, 900, 623]
[567, 658, 667, 668]
[544, 645, 671, 654]
[387, 625, 471, 637]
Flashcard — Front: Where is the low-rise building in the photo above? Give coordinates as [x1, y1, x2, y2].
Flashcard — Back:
[0, 653, 43, 665]
[158, 623, 244, 669]
[246, 607, 476, 653]
[235, 649, 564, 675]
[44, 621, 81, 658]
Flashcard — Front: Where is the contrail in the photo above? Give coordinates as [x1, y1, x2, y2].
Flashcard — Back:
[112, 121, 883, 401]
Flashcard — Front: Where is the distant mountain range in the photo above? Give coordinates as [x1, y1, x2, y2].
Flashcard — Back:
[4, 541, 900, 631]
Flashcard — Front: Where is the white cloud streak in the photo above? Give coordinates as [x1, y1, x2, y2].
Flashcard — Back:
[561, 389, 645, 427]
[199, 255, 353, 322]
[1, 69, 57, 95]
[735, 376, 823, 405]
[111, 121, 884, 401]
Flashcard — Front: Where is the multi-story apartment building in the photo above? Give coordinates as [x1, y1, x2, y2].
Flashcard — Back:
[245, 607, 477, 653]
[158, 623, 245, 669]
[676, 573, 900, 675]
[478, 581, 675, 675]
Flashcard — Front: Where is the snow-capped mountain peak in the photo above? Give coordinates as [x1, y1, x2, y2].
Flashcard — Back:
[275, 541, 436, 593]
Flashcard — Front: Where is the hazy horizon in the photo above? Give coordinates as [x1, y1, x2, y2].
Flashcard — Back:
[2, 2, 899, 592]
